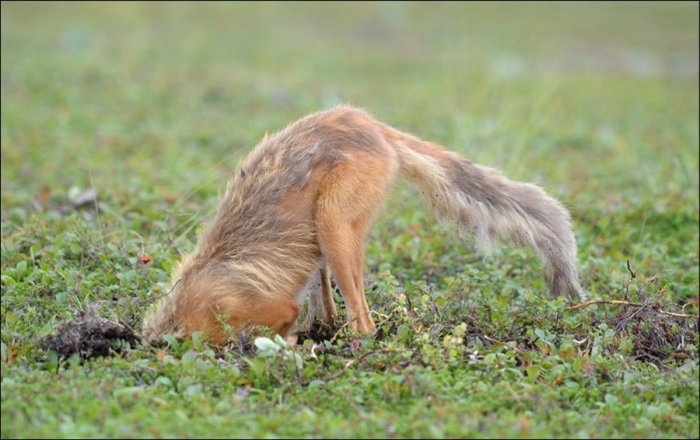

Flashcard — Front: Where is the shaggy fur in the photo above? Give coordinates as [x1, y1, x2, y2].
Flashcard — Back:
[142, 105, 584, 344]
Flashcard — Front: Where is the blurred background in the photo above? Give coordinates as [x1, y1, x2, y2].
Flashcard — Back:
[1, 2, 698, 288]
[2, 2, 697, 188]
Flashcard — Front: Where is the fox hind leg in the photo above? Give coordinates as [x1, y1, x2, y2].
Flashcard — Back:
[317, 217, 375, 332]
[315, 150, 397, 333]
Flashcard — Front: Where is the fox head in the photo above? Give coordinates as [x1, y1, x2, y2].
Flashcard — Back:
[141, 252, 221, 344]
[141, 251, 300, 344]
[140, 253, 194, 344]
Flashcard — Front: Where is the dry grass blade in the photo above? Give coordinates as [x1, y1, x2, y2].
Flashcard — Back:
[564, 299, 697, 319]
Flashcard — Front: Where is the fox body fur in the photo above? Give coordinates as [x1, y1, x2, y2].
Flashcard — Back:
[142, 106, 584, 344]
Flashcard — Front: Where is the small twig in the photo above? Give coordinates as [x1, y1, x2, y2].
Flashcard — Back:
[371, 310, 392, 322]
[290, 345, 302, 385]
[404, 291, 416, 318]
[657, 309, 698, 319]
[482, 334, 505, 345]
[564, 300, 696, 319]
[314, 349, 394, 384]
[626, 259, 636, 279]
[565, 299, 647, 310]
[329, 320, 349, 343]
[615, 303, 649, 333]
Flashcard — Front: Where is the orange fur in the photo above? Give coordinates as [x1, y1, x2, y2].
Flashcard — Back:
[141, 105, 584, 344]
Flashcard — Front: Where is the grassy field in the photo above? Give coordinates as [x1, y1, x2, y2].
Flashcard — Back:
[1, 2, 698, 438]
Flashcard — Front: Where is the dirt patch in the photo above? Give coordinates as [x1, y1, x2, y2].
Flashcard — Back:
[42, 305, 139, 360]
[463, 284, 698, 365]
[608, 299, 697, 363]
[296, 319, 343, 344]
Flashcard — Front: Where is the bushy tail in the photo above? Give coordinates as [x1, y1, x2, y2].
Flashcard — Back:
[388, 128, 584, 299]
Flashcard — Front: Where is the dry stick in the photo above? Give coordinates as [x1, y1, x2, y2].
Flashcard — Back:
[329, 321, 350, 343]
[615, 302, 649, 333]
[317, 349, 395, 383]
[564, 300, 696, 319]
[404, 291, 417, 318]
[482, 334, 506, 345]
[626, 259, 637, 279]
[290, 345, 303, 386]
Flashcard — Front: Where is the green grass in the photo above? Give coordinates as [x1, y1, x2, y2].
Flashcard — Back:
[2, 2, 698, 438]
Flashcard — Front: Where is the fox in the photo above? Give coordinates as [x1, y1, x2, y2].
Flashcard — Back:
[141, 105, 584, 344]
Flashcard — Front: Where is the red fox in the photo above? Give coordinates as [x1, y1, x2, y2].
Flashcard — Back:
[141, 106, 584, 344]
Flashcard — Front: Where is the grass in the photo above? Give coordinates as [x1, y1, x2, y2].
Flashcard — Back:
[1, 2, 699, 438]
